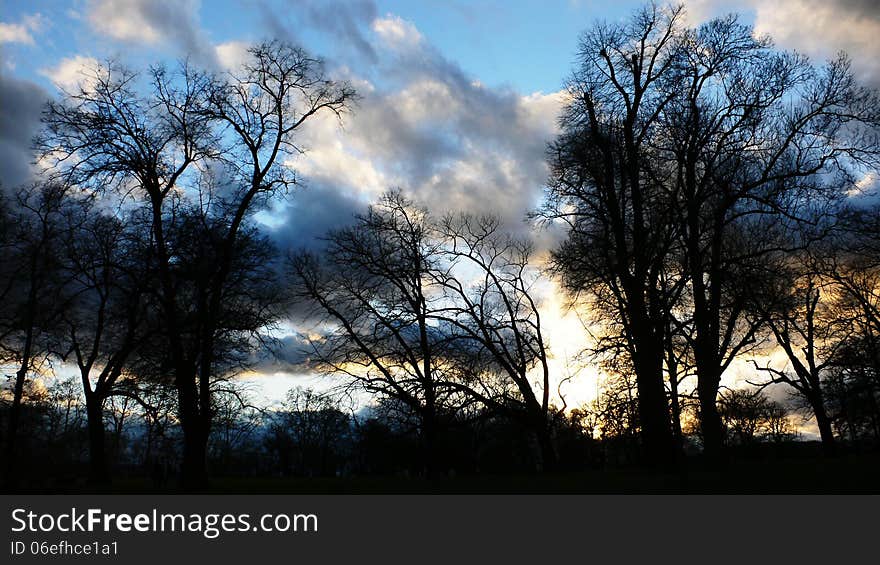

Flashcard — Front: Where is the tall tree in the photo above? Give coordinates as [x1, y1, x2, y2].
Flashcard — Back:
[539, 3, 687, 465]
[542, 2, 880, 462]
[663, 15, 879, 458]
[37, 41, 354, 488]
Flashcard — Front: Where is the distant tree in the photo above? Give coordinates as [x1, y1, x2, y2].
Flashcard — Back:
[592, 371, 641, 442]
[209, 380, 264, 474]
[718, 388, 792, 446]
[128, 379, 179, 470]
[1, 183, 72, 486]
[264, 387, 351, 477]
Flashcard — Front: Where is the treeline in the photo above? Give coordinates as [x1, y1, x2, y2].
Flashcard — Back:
[1, 3, 879, 490]
[1, 376, 813, 488]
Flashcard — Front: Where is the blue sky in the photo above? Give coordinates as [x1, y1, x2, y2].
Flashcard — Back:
[2, 0, 878, 408]
[1, 0, 661, 93]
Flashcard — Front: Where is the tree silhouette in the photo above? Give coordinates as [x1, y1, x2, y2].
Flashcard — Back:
[37, 41, 354, 489]
[52, 197, 151, 484]
[539, 3, 688, 465]
[540, 2, 880, 463]
[289, 193, 456, 477]
[1, 183, 72, 486]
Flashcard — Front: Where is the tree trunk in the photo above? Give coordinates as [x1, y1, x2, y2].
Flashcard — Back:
[632, 338, 674, 467]
[812, 400, 837, 457]
[697, 372, 725, 462]
[624, 287, 675, 467]
[669, 374, 683, 453]
[535, 422, 558, 472]
[4, 335, 33, 486]
[4, 364, 28, 486]
[180, 420, 209, 490]
[665, 333, 684, 455]
[85, 394, 110, 484]
[177, 369, 209, 490]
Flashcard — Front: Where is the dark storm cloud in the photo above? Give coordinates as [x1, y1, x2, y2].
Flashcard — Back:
[0, 73, 48, 191]
[266, 182, 366, 253]
[249, 333, 316, 374]
[835, 0, 880, 19]
[257, 0, 379, 64]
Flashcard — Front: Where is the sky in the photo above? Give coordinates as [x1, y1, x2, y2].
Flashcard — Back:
[2, 0, 879, 412]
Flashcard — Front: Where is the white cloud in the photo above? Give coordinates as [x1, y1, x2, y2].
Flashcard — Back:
[85, 0, 216, 66]
[214, 41, 251, 72]
[87, 0, 179, 43]
[0, 13, 46, 45]
[371, 14, 423, 51]
[391, 79, 461, 123]
[752, 0, 880, 80]
[684, 0, 880, 86]
[39, 55, 101, 92]
[276, 10, 568, 233]
[518, 90, 568, 138]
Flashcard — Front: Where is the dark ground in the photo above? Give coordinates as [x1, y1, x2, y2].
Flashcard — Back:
[13, 453, 880, 494]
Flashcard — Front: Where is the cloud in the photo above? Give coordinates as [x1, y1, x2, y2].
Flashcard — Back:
[263, 182, 367, 254]
[685, 0, 880, 87]
[371, 14, 423, 51]
[0, 73, 48, 190]
[248, 333, 317, 375]
[238, 7, 566, 251]
[214, 41, 251, 71]
[254, 10, 567, 260]
[257, 0, 379, 64]
[304, 0, 379, 62]
[85, 0, 217, 66]
[0, 13, 46, 45]
[38, 55, 101, 92]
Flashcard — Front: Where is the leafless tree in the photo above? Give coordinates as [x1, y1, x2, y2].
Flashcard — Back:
[290, 192, 562, 472]
[748, 256, 853, 454]
[660, 11, 879, 459]
[37, 41, 355, 488]
[718, 388, 793, 446]
[540, 2, 880, 462]
[537, 3, 689, 465]
[44, 196, 155, 483]
[289, 193, 458, 476]
[1, 183, 72, 485]
[432, 213, 558, 468]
